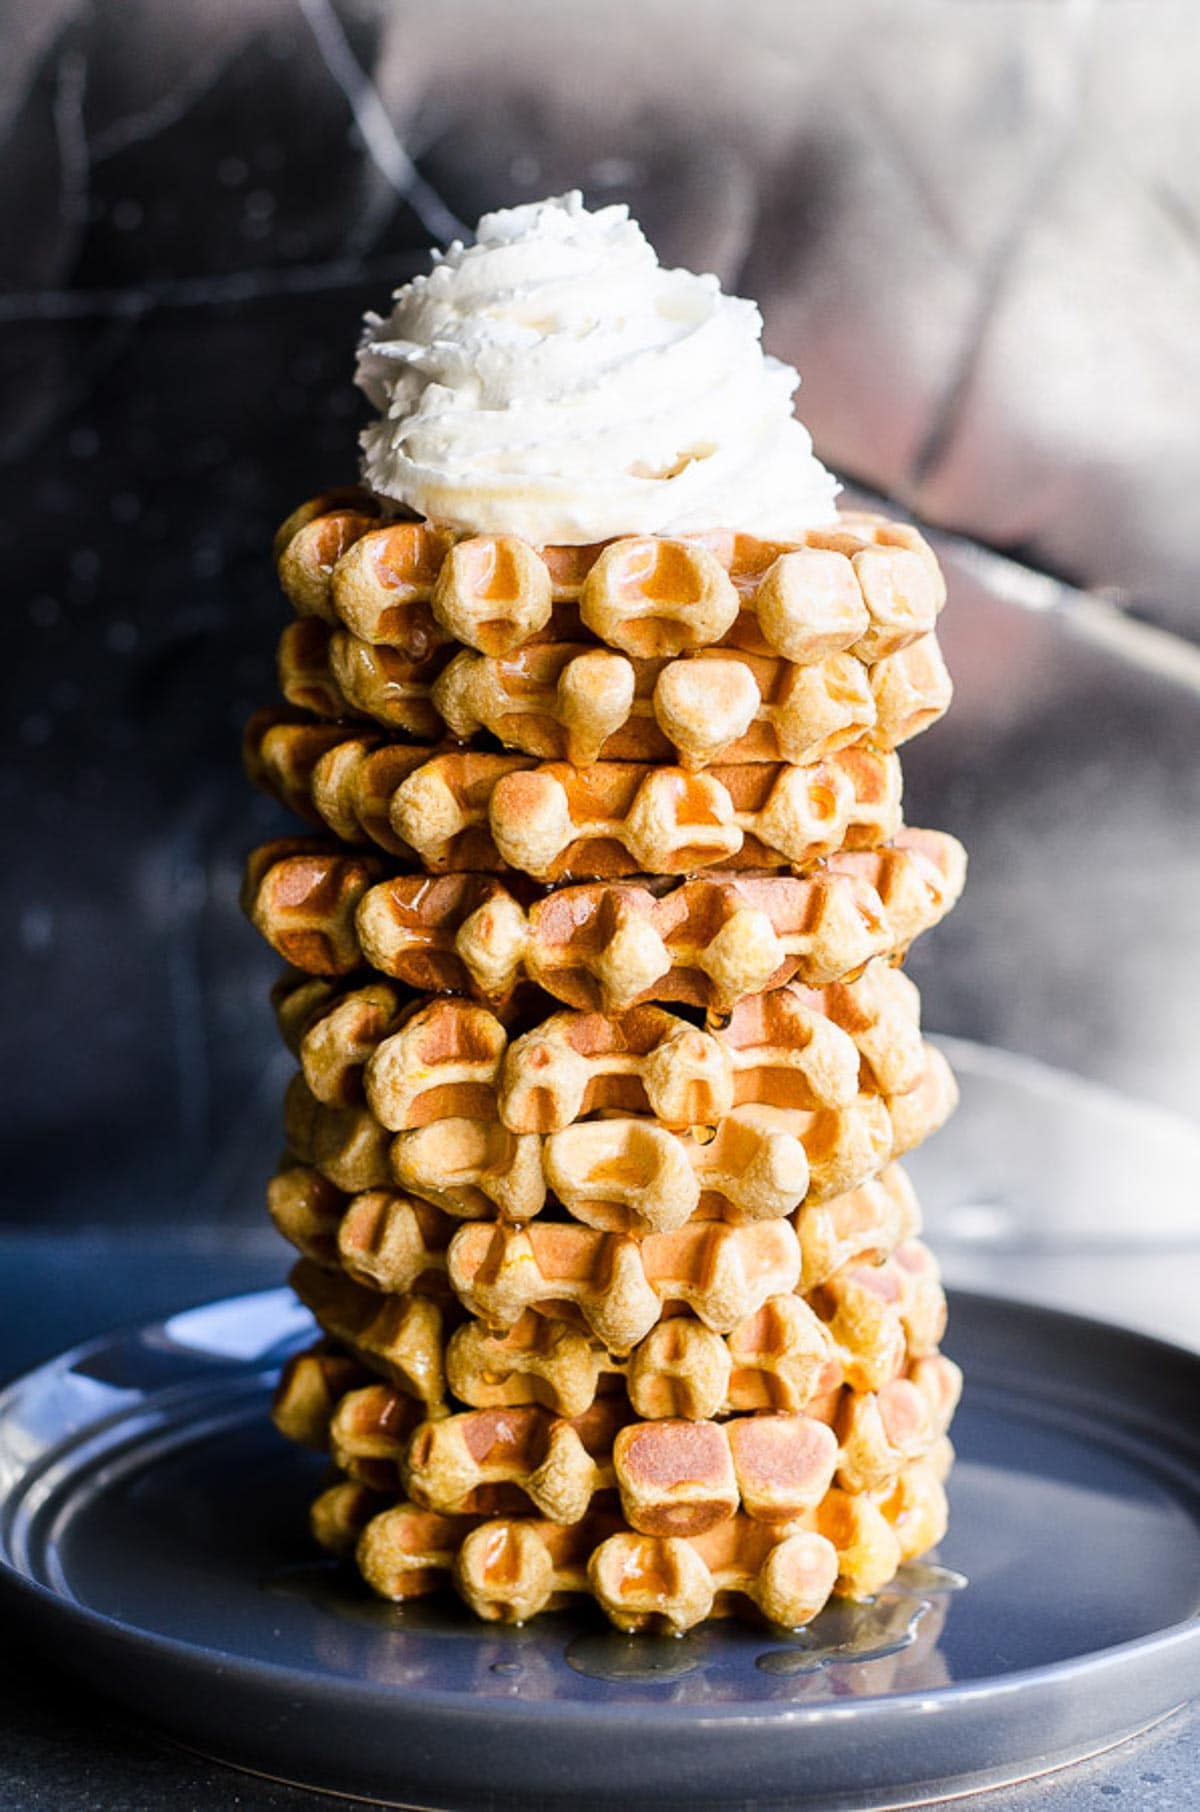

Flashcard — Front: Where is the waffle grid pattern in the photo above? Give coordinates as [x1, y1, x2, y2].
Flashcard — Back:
[246, 492, 964, 1633]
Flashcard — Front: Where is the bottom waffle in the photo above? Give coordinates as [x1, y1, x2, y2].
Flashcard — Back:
[303, 1451, 950, 1633]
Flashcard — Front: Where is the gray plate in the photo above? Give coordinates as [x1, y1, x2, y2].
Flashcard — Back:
[0, 1288, 1198, 1812]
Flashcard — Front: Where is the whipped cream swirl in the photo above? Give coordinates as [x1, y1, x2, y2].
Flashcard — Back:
[356, 192, 839, 544]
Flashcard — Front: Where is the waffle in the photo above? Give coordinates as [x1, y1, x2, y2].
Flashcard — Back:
[244, 828, 964, 1001]
[628, 1296, 838, 1421]
[447, 1219, 802, 1351]
[282, 985, 507, 1120]
[274, 976, 409, 1111]
[442, 1242, 947, 1423]
[287, 1084, 856, 1226]
[439, 636, 949, 766]
[284, 1296, 957, 1509]
[370, 1503, 844, 1629]
[458, 637, 947, 767]
[276, 958, 921, 1130]
[273, 489, 382, 620]
[283, 1037, 955, 1228]
[268, 1163, 457, 1294]
[271, 1153, 922, 1363]
[290, 626, 950, 767]
[412, 1399, 628, 1522]
[509, 843, 959, 1011]
[329, 1446, 949, 1629]
[325, 1382, 430, 1492]
[289, 1258, 448, 1406]
[247, 711, 904, 880]
[588, 1518, 837, 1631]
[309, 1478, 394, 1557]
[270, 1344, 372, 1448]
[243, 709, 358, 830]
[283, 1373, 863, 1535]
[275, 491, 945, 668]
[277, 617, 448, 738]
[815, 1241, 949, 1389]
[291, 1224, 947, 1427]
[834, 1359, 962, 1493]
[618, 1412, 840, 1535]
[283, 1071, 394, 1193]
[242, 838, 387, 974]
[446, 1312, 625, 1420]
[797, 1162, 922, 1289]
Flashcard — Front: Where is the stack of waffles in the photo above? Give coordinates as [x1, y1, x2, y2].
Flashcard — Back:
[244, 492, 967, 1634]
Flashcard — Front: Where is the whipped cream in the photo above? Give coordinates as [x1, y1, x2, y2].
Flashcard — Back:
[356, 192, 839, 544]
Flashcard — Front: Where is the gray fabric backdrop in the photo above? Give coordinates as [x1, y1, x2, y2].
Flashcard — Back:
[3, 0, 1197, 1228]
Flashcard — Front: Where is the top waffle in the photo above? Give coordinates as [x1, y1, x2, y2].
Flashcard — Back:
[275, 490, 946, 668]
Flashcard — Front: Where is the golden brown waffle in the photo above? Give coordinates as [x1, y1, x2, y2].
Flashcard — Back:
[309, 1478, 394, 1557]
[279, 985, 506, 1120]
[433, 638, 950, 767]
[324, 1382, 429, 1492]
[325, 1447, 948, 1628]
[271, 1152, 924, 1406]
[450, 1505, 843, 1628]
[242, 838, 387, 974]
[498, 992, 858, 1133]
[406, 1399, 626, 1522]
[274, 958, 922, 1132]
[282, 1037, 955, 1228]
[309, 1385, 622, 1518]
[275, 491, 945, 669]
[447, 1219, 803, 1351]
[281, 1315, 958, 1516]
[244, 830, 964, 1001]
[268, 1163, 457, 1294]
[292, 1244, 948, 1429]
[273, 489, 383, 618]
[288, 1083, 841, 1225]
[289, 1259, 448, 1406]
[282, 1072, 393, 1193]
[815, 1240, 949, 1389]
[245, 710, 903, 881]
[276, 618, 350, 722]
[834, 1360, 962, 1493]
[797, 1162, 922, 1289]
[586, 1516, 841, 1631]
[508, 842, 961, 1011]
[449, 1224, 949, 1391]
[270, 1344, 372, 1448]
[615, 1412, 838, 1535]
[286, 1377, 851, 1534]
[243, 710, 356, 830]
[628, 1296, 839, 1421]
[407, 1100, 857, 1227]
[445, 1313, 624, 1420]
[285, 623, 950, 767]
[277, 617, 449, 738]
[273, 976, 401, 1111]
[440, 1243, 948, 1423]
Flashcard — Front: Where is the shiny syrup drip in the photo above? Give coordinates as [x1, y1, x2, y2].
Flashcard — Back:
[263, 1556, 969, 1691]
